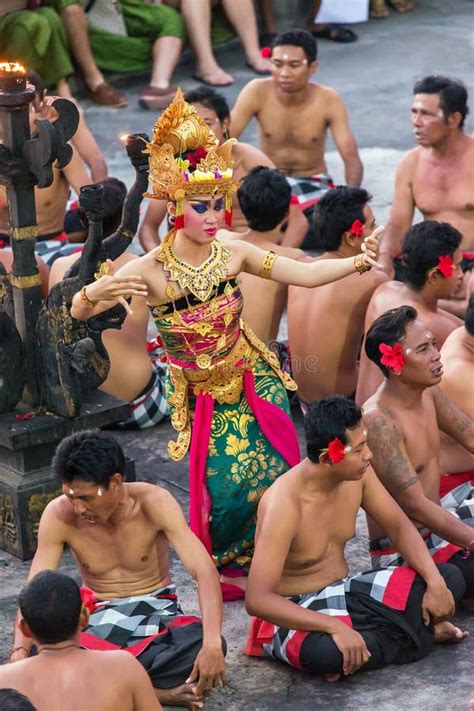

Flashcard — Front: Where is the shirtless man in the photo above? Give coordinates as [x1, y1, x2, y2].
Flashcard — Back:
[378, 76, 474, 277]
[245, 395, 466, 680]
[48, 179, 167, 429]
[356, 220, 463, 405]
[139, 86, 307, 250]
[287, 187, 387, 410]
[1, 571, 162, 711]
[10, 431, 226, 710]
[362, 306, 474, 601]
[439, 294, 474, 494]
[219, 166, 304, 344]
[231, 30, 362, 248]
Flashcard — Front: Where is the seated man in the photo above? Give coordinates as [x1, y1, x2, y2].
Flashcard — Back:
[356, 221, 463, 405]
[219, 166, 305, 345]
[363, 306, 474, 602]
[1, 571, 162, 711]
[9, 431, 226, 709]
[245, 396, 466, 680]
[139, 85, 307, 249]
[231, 30, 362, 249]
[48, 179, 168, 429]
[287, 187, 386, 411]
[439, 294, 474, 494]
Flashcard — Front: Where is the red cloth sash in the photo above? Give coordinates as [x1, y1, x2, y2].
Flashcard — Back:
[440, 470, 474, 499]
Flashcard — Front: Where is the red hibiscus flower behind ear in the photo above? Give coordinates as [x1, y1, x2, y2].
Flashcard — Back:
[437, 254, 455, 278]
[261, 47, 272, 59]
[349, 219, 364, 237]
[327, 438, 347, 464]
[187, 146, 208, 169]
[379, 342, 405, 374]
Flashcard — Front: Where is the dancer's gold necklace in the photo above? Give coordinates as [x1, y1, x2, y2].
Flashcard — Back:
[155, 231, 233, 302]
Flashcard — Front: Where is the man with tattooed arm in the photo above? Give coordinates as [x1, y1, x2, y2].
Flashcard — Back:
[363, 306, 474, 605]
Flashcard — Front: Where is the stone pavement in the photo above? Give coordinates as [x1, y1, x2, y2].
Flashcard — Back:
[1, 0, 474, 708]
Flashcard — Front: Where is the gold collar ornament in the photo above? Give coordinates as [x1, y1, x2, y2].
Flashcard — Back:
[155, 232, 233, 302]
[144, 88, 238, 228]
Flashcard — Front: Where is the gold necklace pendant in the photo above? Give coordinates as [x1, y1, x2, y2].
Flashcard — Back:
[155, 235, 233, 302]
[196, 353, 212, 369]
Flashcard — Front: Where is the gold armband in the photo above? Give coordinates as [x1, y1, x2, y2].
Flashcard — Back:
[259, 250, 277, 279]
[80, 285, 97, 308]
[353, 253, 371, 274]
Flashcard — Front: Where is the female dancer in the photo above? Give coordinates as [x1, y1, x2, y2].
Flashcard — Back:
[71, 89, 380, 598]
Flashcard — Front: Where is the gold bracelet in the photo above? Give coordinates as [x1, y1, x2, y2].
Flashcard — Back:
[80, 285, 97, 308]
[259, 250, 277, 279]
[353, 253, 371, 274]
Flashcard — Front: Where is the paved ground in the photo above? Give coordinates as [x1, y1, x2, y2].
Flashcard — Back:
[1, 1, 474, 709]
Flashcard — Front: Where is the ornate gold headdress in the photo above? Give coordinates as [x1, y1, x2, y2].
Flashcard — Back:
[144, 88, 238, 228]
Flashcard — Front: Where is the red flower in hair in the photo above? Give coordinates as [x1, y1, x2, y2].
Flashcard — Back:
[187, 146, 208, 169]
[14, 412, 34, 421]
[379, 342, 405, 374]
[349, 219, 364, 237]
[437, 254, 455, 278]
[327, 438, 347, 464]
[261, 47, 272, 59]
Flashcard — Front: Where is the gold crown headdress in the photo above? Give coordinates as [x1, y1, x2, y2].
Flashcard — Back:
[144, 88, 238, 228]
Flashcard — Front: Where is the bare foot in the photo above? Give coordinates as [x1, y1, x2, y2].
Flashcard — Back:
[246, 55, 271, 74]
[155, 682, 204, 709]
[324, 673, 342, 683]
[193, 65, 234, 86]
[433, 621, 469, 643]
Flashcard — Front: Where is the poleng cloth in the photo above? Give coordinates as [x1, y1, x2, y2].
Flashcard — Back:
[245, 566, 417, 669]
[370, 481, 474, 569]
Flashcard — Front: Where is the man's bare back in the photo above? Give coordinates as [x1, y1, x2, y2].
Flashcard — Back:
[439, 323, 474, 475]
[288, 260, 387, 402]
[0, 647, 161, 711]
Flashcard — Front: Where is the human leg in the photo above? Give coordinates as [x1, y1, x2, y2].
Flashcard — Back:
[59, 3, 127, 106]
[180, 0, 234, 86]
[221, 0, 271, 74]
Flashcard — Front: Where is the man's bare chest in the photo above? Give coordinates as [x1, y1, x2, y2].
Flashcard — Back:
[69, 518, 160, 576]
[401, 414, 440, 491]
[412, 159, 474, 214]
[258, 105, 327, 148]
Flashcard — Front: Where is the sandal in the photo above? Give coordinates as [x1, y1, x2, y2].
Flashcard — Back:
[387, 0, 414, 11]
[370, 0, 389, 18]
[87, 82, 127, 108]
[138, 85, 177, 111]
[309, 24, 358, 43]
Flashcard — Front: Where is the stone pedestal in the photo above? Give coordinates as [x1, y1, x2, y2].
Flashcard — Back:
[0, 391, 135, 560]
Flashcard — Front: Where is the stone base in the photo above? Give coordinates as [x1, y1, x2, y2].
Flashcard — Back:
[0, 390, 135, 559]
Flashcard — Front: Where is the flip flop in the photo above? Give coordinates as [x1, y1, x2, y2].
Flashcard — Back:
[192, 73, 234, 88]
[220, 582, 245, 602]
[309, 24, 358, 43]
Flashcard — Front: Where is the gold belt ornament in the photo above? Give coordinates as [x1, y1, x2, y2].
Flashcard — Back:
[166, 321, 297, 461]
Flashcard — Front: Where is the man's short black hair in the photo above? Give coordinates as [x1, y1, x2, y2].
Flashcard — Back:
[305, 396, 362, 463]
[413, 75, 469, 128]
[272, 30, 317, 63]
[465, 293, 474, 336]
[52, 430, 125, 488]
[19, 571, 82, 645]
[237, 166, 291, 231]
[365, 305, 417, 377]
[314, 186, 372, 251]
[0, 689, 37, 711]
[184, 86, 230, 122]
[402, 221, 462, 290]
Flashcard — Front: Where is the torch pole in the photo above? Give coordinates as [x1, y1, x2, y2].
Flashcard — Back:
[0, 64, 42, 404]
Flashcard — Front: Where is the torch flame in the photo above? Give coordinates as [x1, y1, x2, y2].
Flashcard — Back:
[120, 133, 129, 143]
[0, 62, 26, 74]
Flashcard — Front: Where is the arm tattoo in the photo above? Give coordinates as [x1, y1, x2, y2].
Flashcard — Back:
[367, 414, 418, 496]
[433, 386, 473, 434]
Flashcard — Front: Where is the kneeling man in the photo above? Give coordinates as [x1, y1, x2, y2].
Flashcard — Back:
[245, 396, 466, 680]
[10, 431, 226, 710]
